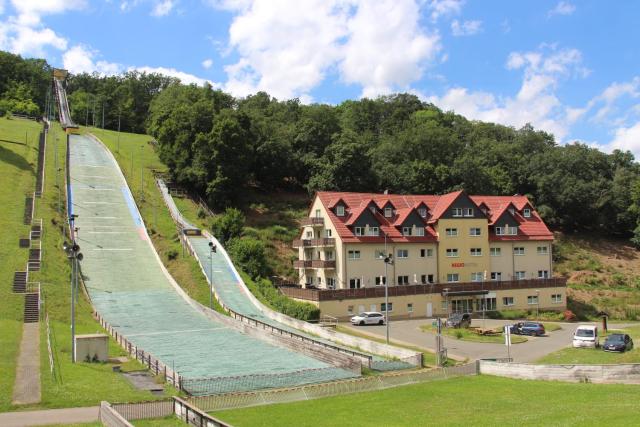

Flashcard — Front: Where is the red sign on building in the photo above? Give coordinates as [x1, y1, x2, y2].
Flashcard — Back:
[451, 262, 465, 268]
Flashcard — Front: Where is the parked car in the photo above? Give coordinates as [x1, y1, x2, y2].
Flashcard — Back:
[350, 311, 385, 326]
[602, 333, 634, 352]
[445, 313, 471, 328]
[572, 325, 599, 348]
[510, 322, 546, 336]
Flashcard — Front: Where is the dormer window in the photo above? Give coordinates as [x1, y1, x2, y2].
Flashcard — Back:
[336, 205, 345, 216]
[464, 208, 474, 217]
[369, 206, 376, 214]
[523, 208, 531, 218]
[508, 207, 515, 215]
[354, 227, 363, 236]
[402, 227, 412, 236]
[384, 207, 393, 218]
[367, 226, 379, 236]
[418, 207, 427, 218]
[415, 227, 425, 236]
[452, 208, 462, 217]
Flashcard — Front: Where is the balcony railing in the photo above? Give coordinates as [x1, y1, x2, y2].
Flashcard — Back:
[278, 277, 567, 302]
[293, 260, 336, 269]
[300, 217, 324, 227]
[292, 238, 336, 248]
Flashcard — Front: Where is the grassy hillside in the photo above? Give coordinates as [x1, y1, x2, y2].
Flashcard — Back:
[0, 116, 42, 410]
[554, 232, 640, 320]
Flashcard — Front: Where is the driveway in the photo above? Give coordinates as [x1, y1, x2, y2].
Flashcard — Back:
[342, 319, 633, 363]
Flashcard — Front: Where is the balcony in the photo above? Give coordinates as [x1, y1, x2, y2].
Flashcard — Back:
[293, 260, 336, 269]
[300, 217, 324, 227]
[292, 238, 336, 248]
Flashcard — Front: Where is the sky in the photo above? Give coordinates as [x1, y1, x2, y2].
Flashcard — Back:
[1, 0, 639, 156]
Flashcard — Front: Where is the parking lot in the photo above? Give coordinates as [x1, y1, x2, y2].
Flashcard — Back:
[341, 318, 634, 362]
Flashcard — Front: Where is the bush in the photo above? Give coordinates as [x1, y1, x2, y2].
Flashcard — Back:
[563, 310, 577, 321]
[227, 237, 269, 279]
[210, 207, 245, 244]
[243, 274, 320, 321]
[167, 249, 178, 260]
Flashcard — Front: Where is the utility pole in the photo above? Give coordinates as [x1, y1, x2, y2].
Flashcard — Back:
[383, 232, 393, 344]
[117, 111, 121, 153]
[64, 218, 82, 363]
[101, 102, 105, 129]
[208, 242, 217, 309]
[140, 146, 144, 201]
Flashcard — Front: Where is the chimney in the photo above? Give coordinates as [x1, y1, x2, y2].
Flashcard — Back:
[383, 189, 389, 195]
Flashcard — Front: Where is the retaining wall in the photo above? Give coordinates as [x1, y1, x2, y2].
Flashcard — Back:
[479, 360, 640, 384]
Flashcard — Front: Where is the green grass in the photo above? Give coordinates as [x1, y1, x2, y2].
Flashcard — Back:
[537, 325, 640, 364]
[88, 127, 224, 314]
[0, 117, 48, 410]
[419, 324, 528, 344]
[214, 374, 640, 426]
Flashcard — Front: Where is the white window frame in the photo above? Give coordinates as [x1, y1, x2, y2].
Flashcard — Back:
[402, 226, 412, 236]
[418, 207, 427, 218]
[397, 275, 409, 285]
[446, 248, 459, 258]
[514, 247, 525, 256]
[396, 249, 409, 259]
[515, 271, 526, 280]
[527, 295, 539, 305]
[464, 208, 474, 217]
[495, 226, 503, 235]
[471, 272, 483, 282]
[447, 273, 459, 283]
[469, 227, 481, 236]
[452, 208, 463, 217]
[349, 278, 361, 289]
[407, 303, 414, 313]
[537, 246, 548, 255]
[375, 276, 386, 286]
[336, 205, 345, 216]
[523, 208, 531, 218]
[367, 226, 379, 236]
[503, 297, 514, 306]
[552, 294, 562, 303]
[327, 277, 336, 289]
[446, 228, 458, 237]
[538, 270, 549, 279]
[415, 227, 425, 236]
[491, 272, 502, 281]
[490, 247, 501, 257]
[325, 229, 332, 238]
[348, 250, 361, 260]
[384, 207, 393, 218]
[381, 302, 393, 312]
[354, 227, 363, 236]
[470, 248, 482, 257]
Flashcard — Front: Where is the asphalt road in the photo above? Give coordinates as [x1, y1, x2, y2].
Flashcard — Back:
[342, 318, 632, 362]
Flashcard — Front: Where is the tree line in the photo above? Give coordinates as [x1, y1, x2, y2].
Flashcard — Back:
[0, 51, 51, 116]
[3, 49, 640, 243]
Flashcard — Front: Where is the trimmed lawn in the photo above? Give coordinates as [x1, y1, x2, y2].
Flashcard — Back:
[214, 375, 640, 426]
[0, 117, 45, 411]
[420, 324, 527, 344]
[537, 325, 640, 364]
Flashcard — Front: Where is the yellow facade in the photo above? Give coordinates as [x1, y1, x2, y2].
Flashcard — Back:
[435, 218, 491, 284]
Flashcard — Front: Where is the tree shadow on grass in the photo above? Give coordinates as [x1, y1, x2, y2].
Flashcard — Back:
[0, 144, 33, 172]
[0, 138, 26, 146]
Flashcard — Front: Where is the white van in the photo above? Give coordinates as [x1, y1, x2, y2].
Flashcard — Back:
[572, 325, 599, 348]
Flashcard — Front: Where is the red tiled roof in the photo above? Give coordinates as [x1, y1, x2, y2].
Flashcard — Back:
[315, 191, 553, 242]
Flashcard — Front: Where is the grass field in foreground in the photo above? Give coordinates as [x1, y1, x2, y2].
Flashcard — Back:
[0, 117, 47, 411]
[537, 325, 640, 364]
[215, 375, 640, 427]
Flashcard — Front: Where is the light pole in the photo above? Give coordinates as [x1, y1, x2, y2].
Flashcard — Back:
[140, 146, 144, 201]
[63, 218, 83, 363]
[208, 241, 217, 309]
[382, 232, 393, 344]
[536, 289, 540, 320]
[117, 110, 121, 153]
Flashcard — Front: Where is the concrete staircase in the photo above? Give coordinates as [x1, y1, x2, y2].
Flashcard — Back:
[13, 271, 27, 293]
[24, 293, 40, 323]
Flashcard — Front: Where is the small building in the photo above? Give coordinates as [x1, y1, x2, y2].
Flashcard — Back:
[286, 190, 567, 320]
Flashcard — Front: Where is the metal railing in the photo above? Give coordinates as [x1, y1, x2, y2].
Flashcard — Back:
[292, 238, 336, 248]
[174, 397, 233, 427]
[300, 217, 324, 227]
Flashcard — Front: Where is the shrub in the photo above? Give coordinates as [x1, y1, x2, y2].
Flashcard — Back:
[210, 207, 245, 244]
[454, 330, 464, 339]
[197, 207, 207, 219]
[167, 249, 178, 260]
[228, 237, 269, 279]
[243, 274, 320, 321]
[563, 310, 577, 321]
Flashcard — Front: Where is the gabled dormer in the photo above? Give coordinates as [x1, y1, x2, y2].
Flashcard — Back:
[346, 205, 381, 236]
[439, 191, 486, 220]
[520, 202, 534, 219]
[396, 208, 427, 236]
[478, 202, 490, 216]
[491, 203, 519, 236]
[381, 200, 396, 219]
[414, 201, 429, 219]
[366, 200, 380, 215]
[328, 198, 348, 218]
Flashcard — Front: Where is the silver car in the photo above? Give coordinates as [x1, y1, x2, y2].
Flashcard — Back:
[351, 311, 386, 326]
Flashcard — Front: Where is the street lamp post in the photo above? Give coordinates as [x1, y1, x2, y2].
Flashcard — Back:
[382, 232, 393, 344]
[208, 241, 217, 309]
[63, 218, 83, 363]
[140, 146, 144, 201]
[536, 289, 540, 320]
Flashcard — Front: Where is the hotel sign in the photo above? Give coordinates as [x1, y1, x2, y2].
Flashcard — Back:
[451, 262, 465, 268]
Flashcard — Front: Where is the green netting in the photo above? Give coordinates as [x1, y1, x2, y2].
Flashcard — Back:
[68, 135, 357, 393]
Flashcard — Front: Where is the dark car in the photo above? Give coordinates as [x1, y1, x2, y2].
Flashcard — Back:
[602, 334, 634, 352]
[446, 313, 471, 328]
[510, 322, 546, 336]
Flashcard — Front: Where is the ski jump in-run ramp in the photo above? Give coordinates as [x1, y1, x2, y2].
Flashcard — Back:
[68, 134, 358, 395]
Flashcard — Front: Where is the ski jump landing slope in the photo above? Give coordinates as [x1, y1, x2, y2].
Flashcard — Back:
[68, 134, 357, 393]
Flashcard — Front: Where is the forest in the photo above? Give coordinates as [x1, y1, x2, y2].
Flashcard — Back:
[3, 49, 640, 243]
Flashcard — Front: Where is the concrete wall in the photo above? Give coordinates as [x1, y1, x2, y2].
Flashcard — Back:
[75, 334, 109, 362]
[479, 360, 640, 384]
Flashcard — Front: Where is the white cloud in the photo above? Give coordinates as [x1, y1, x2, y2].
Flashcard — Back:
[451, 19, 482, 36]
[0, 1, 5, 15]
[427, 0, 463, 21]
[202, 58, 213, 69]
[548, 1, 575, 17]
[590, 77, 640, 122]
[340, 0, 440, 97]
[609, 122, 640, 154]
[10, 0, 86, 25]
[151, 0, 175, 16]
[63, 45, 122, 75]
[132, 66, 217, 86]
[428, 45, 588, 141]
[219, 0, 440, 99]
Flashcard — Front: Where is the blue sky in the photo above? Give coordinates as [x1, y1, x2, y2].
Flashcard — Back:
[1, 0, 639, 156]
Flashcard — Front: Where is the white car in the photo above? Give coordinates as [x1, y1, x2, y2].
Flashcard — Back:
[351, 311, 386, 326]
[572, 325, 599, 348]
